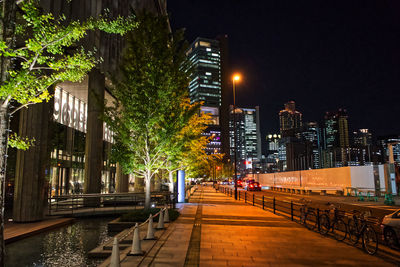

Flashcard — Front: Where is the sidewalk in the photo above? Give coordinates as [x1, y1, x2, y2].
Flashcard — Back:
[138, 185, 396, 267]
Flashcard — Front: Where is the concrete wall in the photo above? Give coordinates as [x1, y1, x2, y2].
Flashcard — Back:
[254, 165, 386, 190]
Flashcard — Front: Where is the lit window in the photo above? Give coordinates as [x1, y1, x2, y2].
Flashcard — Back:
[199, 41, 211, 47]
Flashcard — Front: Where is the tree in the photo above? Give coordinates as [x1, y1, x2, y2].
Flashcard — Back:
[104, 12, 191, 210]
[163, 99, 211, 191]
[0, 1, 136, 265]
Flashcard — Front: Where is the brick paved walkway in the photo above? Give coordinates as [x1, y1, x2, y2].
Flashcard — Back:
[111, 185, 398, 266]
[190, 186, 395, 267]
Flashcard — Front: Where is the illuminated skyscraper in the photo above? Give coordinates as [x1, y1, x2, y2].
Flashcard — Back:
[322, 109, 349, 167]
[187, 36, 230, 155]
[266, 134, 281, 172]
[298, 122, 322, 169]
[187, 37, 221, 107]
[353, 129, 373, 146]
[229, 106, 261, 173]
[279, 101, 302, 137]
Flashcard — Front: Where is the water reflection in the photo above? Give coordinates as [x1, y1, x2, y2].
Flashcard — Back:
[6, 217, 114, 267]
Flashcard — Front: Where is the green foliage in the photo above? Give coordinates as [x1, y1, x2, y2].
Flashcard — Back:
[0, 0, 137, 106]
[104, 12, 194, 180]
[120, 208, 180, 222]
[7, 133, 35, 150]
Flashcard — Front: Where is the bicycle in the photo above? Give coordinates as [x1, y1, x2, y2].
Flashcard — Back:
[347, 210, 378, 255]
[299, 199, 318, 231]
[318, 204, 347, 241]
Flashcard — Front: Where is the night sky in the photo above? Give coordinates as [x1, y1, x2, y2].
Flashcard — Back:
[167, 0, 400, 139]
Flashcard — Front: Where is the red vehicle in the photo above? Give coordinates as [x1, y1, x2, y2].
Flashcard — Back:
[244, 179, 261, 191]
[235, 179, 243, 187]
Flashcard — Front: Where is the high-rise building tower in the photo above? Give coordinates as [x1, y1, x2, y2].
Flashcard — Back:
[378, 135, 400, 164]
[266, 134, 281, 172]
[353, 129, 373, 146]
[324, 109, 349, 149]
[279, 101, 302, 137]
[322, 109, 349, 167]
[229, 106, 262, 173]
[187, 37, 230, 155]
[187, 37, 221, 106]
[298, 122, 321, 169]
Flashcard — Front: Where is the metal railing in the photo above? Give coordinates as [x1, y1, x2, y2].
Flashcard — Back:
[48, 191, 176, 216]
[217, 186, 400, 256]
[185, 185, 197, 200]
[219, 186, 380, 225]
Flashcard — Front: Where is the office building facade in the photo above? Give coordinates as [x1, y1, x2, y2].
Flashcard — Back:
[279, 101, 302, 137]
[322, 109, 350, 168]
[298, 122, 321, 169]
[229, 106, 262, 174]
[265, 134, 281, 172]
[6, 0, 167, 222]
[187, 36, 230, 156]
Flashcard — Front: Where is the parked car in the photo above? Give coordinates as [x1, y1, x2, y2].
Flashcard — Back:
[235, 179, 243, 187]
[381, 209, 400, 248]
[243, 179, 261, 191]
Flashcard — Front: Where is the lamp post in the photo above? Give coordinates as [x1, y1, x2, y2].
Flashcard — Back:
[232, 74, 241, 200]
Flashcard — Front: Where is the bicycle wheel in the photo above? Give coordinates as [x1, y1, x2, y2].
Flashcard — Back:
[305, 211, 318, 231]
[347, 219, 359, 245]
[362, 225, 378, 255]
[332, 218, 347, 241]
[319, 214, 330, 235]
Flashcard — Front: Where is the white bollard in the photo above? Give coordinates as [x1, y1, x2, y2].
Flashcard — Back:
[164, 206, 170, 223]
[144, 214, 156, 240]
[156, 209, 165, 229]
[110, 237, 120, 267]
[128, 223, 144, 256]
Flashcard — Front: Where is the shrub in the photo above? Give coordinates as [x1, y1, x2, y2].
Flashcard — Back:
[120, 208, 180, 222]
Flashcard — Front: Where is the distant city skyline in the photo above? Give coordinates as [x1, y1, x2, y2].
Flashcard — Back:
[168, 1, 400, 137]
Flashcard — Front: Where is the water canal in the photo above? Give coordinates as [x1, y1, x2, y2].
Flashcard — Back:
[5, 217, 115, 267]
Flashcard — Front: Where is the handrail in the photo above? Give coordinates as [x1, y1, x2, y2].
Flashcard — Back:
[48, 191, 176, 216]
[50, 191, 172, 199]
[218, 185, 382, 225]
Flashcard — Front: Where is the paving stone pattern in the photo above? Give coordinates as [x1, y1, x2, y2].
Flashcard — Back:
[118, 186, 396, 267]
[194, 186, 395, 267]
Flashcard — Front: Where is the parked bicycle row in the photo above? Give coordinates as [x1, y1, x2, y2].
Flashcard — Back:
[299, 199, 378, 255]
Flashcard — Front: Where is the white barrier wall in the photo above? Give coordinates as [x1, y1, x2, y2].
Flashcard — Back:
[349, 165, 375, 189]
[378, 165, 386, 191]
[301, 167, 351, 188]
[253, 165, 387, 191]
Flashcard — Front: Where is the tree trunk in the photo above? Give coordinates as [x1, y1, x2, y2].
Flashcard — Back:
[144, 171, 151, 210]
[0, 106, 10, 267]
[0, 1, 20, 264]
[168, 171, 174, 193]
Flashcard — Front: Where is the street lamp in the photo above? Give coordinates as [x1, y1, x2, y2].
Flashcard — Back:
[232, 73, 241, 200]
